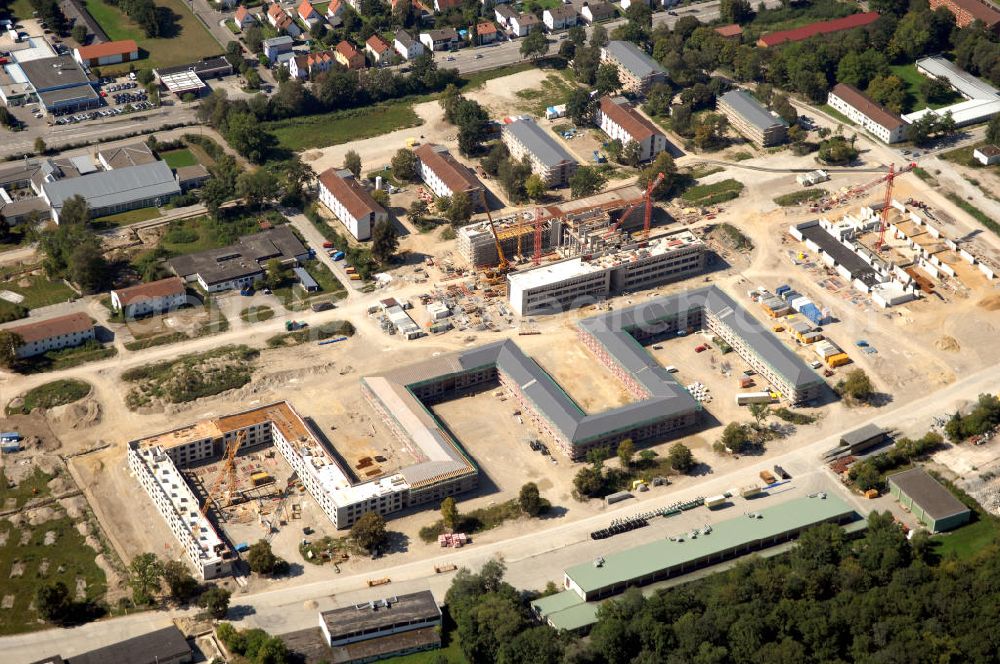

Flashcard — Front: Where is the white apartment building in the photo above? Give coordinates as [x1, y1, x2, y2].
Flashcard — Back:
[110, 276, 187, 319]
[318, 168, 387, 241]
[6, 312, 95, 359]
[827, 83, 907, 144]
[502, 117, 578, 187]
[414, 143, 485, 209]
[595, 96, 669, 162]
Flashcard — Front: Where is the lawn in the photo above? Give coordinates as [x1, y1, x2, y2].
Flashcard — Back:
[514, 73, 579, 116]
[933, 517, 1000, 559]
[0, 469, 107, 635]
[7, 379, 92, 415]
[773, 188, 827, 206]
[942, 143, 1000, 171]
[22, 341, 118, 373]
[819, 103, 855, 127]
[0, 273, 77, 310]
[890, 64, 962, 113]
[265, 103, 423, 151]
[82, 0, 221, 72]
[681, 178, 745, 206]
[239, 305, 275, 323]
[9, 0, 35, 20]
[521, 0, 563, 12]
[90, 206, 161, 229]
[158, 215, 261, 256]
[160, 148, 199, 168]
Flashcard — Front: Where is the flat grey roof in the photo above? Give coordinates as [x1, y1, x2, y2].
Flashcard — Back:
[38, 84, 99, 107]
[168, 226, 307, 285]
[889, 468, 971, 521]
[504, 118, 577, 170]
[42, 161, 179, 213]
[916, 55, 999, 101]
[840, 423, 885, 447]
[293, 265, 318, 290]
[320, 591, 440, 641]
[719, 89, 787, 132]
[797, 220, 880, 286]
[66, 626, 191, 664]
[264, 35, 294, 48]
[156, 56, 233, 77]
[19, 56, 91, 91]
[604, 41, 667, 80]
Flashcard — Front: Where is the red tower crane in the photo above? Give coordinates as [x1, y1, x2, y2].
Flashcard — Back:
[604, 172, 665, 239]
[848, 162, 916, 251]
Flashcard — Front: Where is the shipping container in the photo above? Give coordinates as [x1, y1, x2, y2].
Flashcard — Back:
[781, 289, 800, 302]
[826, 352, 851, 368]
[0, 432, 21, 441]
[706, 494, 728, 509]
[605, 491, 633, 505]
[759, 470, 777, 484]
[740, 484, 762, 498]
[736, 391, 775, 405]
[775, 284, 791, 296]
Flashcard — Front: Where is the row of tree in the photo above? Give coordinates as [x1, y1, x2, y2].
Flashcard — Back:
[101, 0, 175, 39]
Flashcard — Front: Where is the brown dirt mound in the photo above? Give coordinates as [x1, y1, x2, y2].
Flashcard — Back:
[979, 294, 1000, 311]
[935, 336, 961, 352]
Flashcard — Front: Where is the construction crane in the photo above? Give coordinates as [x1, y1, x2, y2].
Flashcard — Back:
[849, 162, 916, 251]
[480, 207, 514, 293]
[496, 208, 546, 265]
[201, 429, 248, 516]
[604, 172, 665, 239]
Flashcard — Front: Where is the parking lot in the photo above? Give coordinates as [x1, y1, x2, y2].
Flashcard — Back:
[51, 77, 153, 125]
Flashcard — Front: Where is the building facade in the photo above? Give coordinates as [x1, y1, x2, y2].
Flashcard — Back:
[394, 30, 424, 59]
[928, 0, 1000, 30]
[6, 312, 95, 359]
[414, 143, 485, 209]
[827, 83, 907, 144]
[601, 41, 669, 94]
[595, 95, 669, 162]
[888, 467, 973, 532]
[717, 89, 787, 147]
[110, 276, 188, 318]
[317, 168, 386, 240]
[502, 117, 578, 186]
[73, 39, 139, 67]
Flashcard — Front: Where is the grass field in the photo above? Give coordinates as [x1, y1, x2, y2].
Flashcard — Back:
[91, 206, 161, 229]
[0, 273, 77, 310]
[83, 0, 220, 72]
[933, 517, 1000, 559]
[819, 103, 855, 127]
[23, 341, 118, 374]
[945, 193, 1000, 237]
[890, 64, 962, 113]
[266, 103, 423, 151]
[240, 305, 275, 323]
[158, 215, 254, 256]
[681, 178, 745, 206]
[160, 148, 199, 168]
[7, 379, 92, 415]
[0, 470, 107, 636]
[774, 188, 827, 206]
[515, 72, 579, 116]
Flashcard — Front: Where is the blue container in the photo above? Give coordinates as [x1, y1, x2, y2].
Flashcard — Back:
[0, 432, 21, 441]
[801, 304, 823, 325]
[775, 284, 791, 296]
[782, 290, 800, 302]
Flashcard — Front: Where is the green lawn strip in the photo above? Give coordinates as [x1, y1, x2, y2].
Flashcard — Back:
[265, 103, 423, 151]
[889, 64, 962, 112]
[90, 207, 161, 229]
[912, 166, 935, 183]
[123, 331, 190, 351]
[945, 193, 1000, 237]
[933, 518, 1000, 559]
[21, 342, 118, 374]
[819, 103, 855, 127]
[160, 149, 198, 168]
[773, 188, 827, 206]
[0, 274, 76, 310]
[680, 178, 745, 206]
[521, 0, 562, 11]
[687, 164, 724, 179]
[7, 379, 92, 415]
[240, 305, 275, 323]
[417, 499, 523, 543]
[0, 511, 108, 635]
[83, 0, 220, 72]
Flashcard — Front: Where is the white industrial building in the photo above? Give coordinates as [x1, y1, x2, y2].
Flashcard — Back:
[317, 168, 386, 241]
[903, 56, 1000, 127]
[507, 231, 707, 316]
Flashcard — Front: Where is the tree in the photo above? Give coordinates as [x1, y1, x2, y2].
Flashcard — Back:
[573, 466, 604, 497]
[587, 445, 609, 470]
[721, 0, 753, 23]
[617, 438, 635, 468]
[236, 169, 278, 210]
[595, 63, 622, 96]
[643, 83, 673, 117]
[569, 166, 607, 198]
[350, 512, 388, 552]
[372, 189, 390, 208]
[199, 586, 231, 619]
[867, 75, 907, 114]
[818, 136, 859, 165]
[129, 552, 163, 605]
[36, 581, 71, 622]
[568, 25, 586, 47]
[520, 28, 549, 61]
[850, 459, 882, 491]
[68, 241, 109, 294]
[343, 150, 362, 178]
[668, 443, 694, 473]
[639, 151, 680, 200]
[446, 190, 473, 226]
[441, 497, 459, 531]
[371, 219, 398, 264]
[162, 560, 199, 603]
[391, 148, 418, 181]
[620, 140, 642, 167]
[837, 369, 874, 404]
[748, 402, 770, 429]
[566, 88, 594, 126]
[225, 40, 244, 70]
[58, 194, 90, 226]
[573, 46, 600, 85]
[718, 422, 751, 454]
[34, 136, 46, 155]
[0, 330, 23, 368]
[869, 0, 908, 16]
[590, 23, 608, 48]
[498, 626, 565, 664]
[71, 23, 87, 44]
[223, 111, 274, 163]
[264, 258, 286, 290]
[771, 94, 797, 126]
[518, 482, 543, 516]
[987, 113, 1000, 146]
[408, 199, 429, 224]
[525, 174, 547, 201]
[246, 540, 278, 575]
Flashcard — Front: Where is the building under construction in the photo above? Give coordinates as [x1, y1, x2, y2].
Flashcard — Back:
[456, 185, 646, 268]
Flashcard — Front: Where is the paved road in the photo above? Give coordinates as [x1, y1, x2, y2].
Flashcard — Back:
[4, 359, 999, 662]
[285, 209, 361, 298]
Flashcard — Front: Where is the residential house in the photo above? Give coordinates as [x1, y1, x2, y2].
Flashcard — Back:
[476, 21, 498, 44]
[434, 0, 463, 11]
[581, 1, 615, 23]
[335, 40, 366, 69]
[233, 5, 257, 30]
[714, 24, 743, 39]
[263, 35, 295, 63]
[510, 13, 541, 37]
[543, 6, 577, 31]
[420, 28, 460, 51]
[266, 4, 301, 36]
[595, 96, 670, 162]
[288, 50, 334, 79]
[110, 276, 188, 319]
[325, 0, 345, 26]
[495, 4, 518, 27]
[827, 83, 907, 144]
[6, 312, 96, 359]
[502, 117, 578, 186]
[414, 143, 485, 209]
[717, 89, 787, 147]
[288, 54, 309, 80]
[297, 0, 323, 25]
[394, 30, 425, 60]
[317, 168, 387, 241]
[928, 0, 1000, 31]
[601, 40, 668, 94]
[366, 34, 392, 65]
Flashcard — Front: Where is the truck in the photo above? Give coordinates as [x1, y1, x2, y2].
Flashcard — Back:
[759, 470, 777, 485]
[736, 391, 775, 406]
[705, 494, 728, 509]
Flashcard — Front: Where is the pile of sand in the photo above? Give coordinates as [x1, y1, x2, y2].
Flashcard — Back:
[979, 294, 1000, 311]
[935, 336, 961, 352]
[49, 398, 102, 429]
